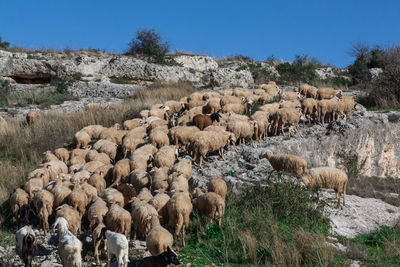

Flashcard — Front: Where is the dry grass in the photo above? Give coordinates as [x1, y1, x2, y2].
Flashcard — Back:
[0, 81, 195, 223]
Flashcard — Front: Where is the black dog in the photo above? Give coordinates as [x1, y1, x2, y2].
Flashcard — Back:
[134, 246, 180, 267]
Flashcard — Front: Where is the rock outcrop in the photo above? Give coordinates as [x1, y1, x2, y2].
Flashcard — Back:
[0, 50, 254, 90]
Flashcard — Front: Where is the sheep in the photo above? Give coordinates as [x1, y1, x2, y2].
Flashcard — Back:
[261, 83, 281, 96]
[251, 111, 269, 141]
[24, 178, 43, 200]
[153, 145, 178, 169]
[130, 198, 159, 239]
[171, 158, 192, 180]
[227, 120, 258, 145]
[80, 182, 98, 204]
[301, 167, 348, 208]
[317, 98, 340, 126]
[172, 126, 200, 148]
[279, 99, 301, 109]
[270, 108, 303, 137]
[165, 192, 192, 246]
[151, 167, 170, 192]
[88, 171, 107, 196]
[10, 188, 29, 225]
[131, 144, 157, 159]
[105, 204, 132, 237]
[192, 113, 221, 130]
[32, 189, 54, 234]
[317, 87, 342, 100]
[168, 173, 189, 195]
[50, 180, 72, 209]
[163, 100, 185, 113]
[90, 215, 106, 265]
[122, 136, 147, 158]
[204, 97, 222, 114]
[123, 118, 143, 130]
[87, 197, 109, 230]
[208, 177, 228, 200]
[149, 130, 169, 149]
[102, 188, 125, 208]
[55, 204, 81, 235]
[146, 215, 174, 256]
[0, 115, 6, 128]
[187, 99, 205, 110]
[130, 154, 151, 171]
[129, 169, 152, 192]
[73, 130, 91, 149]
[149, 107, 169, 120]
[42, 160, 68, 181]
[86, 102, 109, 110]
[134, 246, 180, 266]
[233, 87, 252, 97]
[117, 183, 137, 207]
[337, 96, 359, 119]
[192, 131, 237, 168]
[260, 152, 307, 176]
[281, 92, 300, 101]
[111, 159, 132, 187]
[299, 83, 311, 96]
[192, 188, 225, 226]
[299, 84, 318, 99]
[54, 217, 83, 267]
[149, 191, 170, 218]
[69, 156, 86, 169]
[69, 146, 91, 159]
[26, 111, 39, 126]
[95, 139, 118, 160]
[15, 225, 37, 266]
[82, 125, 105, 139]
[202, 91, 221, 100]
[15, 225, 36, 267]
[140, 109, 150, 120]
[86, 150, 112, 165]
[148, 119, 168, 132]
[220, 95, 242, 106]
[137, 187, 154, 203]
[258, 103, 280, 114]
[222, 88, 233, 96]
[105, 230, 129, 267]
[43, 150, 59, 162]
[226, 112, 249, 122]
[71, 170, 91, 184]
[54, 148, 70, 163]
[301, 98, 318, 125]
[94, 164, 114, 185]
[68, 183, 89, 218]
[204, 125, 226, 132]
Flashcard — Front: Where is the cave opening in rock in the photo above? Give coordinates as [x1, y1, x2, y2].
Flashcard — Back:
[9, 75, 52, 84]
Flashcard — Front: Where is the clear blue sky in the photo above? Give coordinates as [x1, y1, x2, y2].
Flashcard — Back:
[1, 0, 399, 67]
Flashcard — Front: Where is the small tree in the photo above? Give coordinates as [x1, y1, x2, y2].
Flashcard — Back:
[127, 29, 169, 63]
[0, 36, 10, 49]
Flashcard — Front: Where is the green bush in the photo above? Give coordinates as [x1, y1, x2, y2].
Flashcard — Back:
[336, 151, 366, 181]
[127, 29, 170, 64]
[0, 36, 10, 49]
[0, 79, 12, 106]
[276, 55, 318, 85]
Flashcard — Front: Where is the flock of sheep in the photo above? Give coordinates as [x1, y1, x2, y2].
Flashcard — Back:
[8, 81, 357, 266]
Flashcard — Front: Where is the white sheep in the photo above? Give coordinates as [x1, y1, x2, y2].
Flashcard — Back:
[105, 230, 129, 267]
[301, 167, 348, 208]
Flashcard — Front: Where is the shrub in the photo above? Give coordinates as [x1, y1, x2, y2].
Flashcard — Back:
[0, 36, 10, 49]
[0, 79, 12, 106]
[127, 29, 170, 64]
[276, 55, 318, 85]
[336, 150, 366, 181]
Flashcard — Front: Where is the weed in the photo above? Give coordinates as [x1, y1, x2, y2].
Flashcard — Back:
[336, 150, 366, 181]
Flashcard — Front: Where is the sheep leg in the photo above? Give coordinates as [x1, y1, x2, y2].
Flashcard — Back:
[219, 148, 226, 160]
[107, 248, 111, 267]
[94, 239, 101, 264]
[343, 182, 347, 206]
[199, 156, 203, 169]
[335, 191, 341, 209]
[182, 224, 186, 247]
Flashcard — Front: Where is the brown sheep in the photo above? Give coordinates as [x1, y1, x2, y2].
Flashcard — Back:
[32, 189, 54, 234]
[165, 192, 192, 246]
[26, 111, 39, 126]
[192, 113, 222, 131]
[208, 178, 228, 200]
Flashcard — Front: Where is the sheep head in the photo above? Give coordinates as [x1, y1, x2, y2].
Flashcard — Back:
[192, 187, 203, 198]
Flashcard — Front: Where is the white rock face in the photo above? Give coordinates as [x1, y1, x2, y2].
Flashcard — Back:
[322, 191, 400, 238]
[174, 55, 218, 71]
[0, 50, 253, 88]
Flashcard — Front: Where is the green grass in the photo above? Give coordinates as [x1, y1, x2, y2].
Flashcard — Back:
[179, 179, 338, 267]
[0, 228, 14, 247]
[338, 224, 400, 266]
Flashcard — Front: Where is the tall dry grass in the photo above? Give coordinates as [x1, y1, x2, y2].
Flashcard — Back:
[0, 81, 195, 223]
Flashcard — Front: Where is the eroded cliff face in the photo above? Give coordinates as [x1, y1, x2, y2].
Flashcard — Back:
[0, 50, 254, 89]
